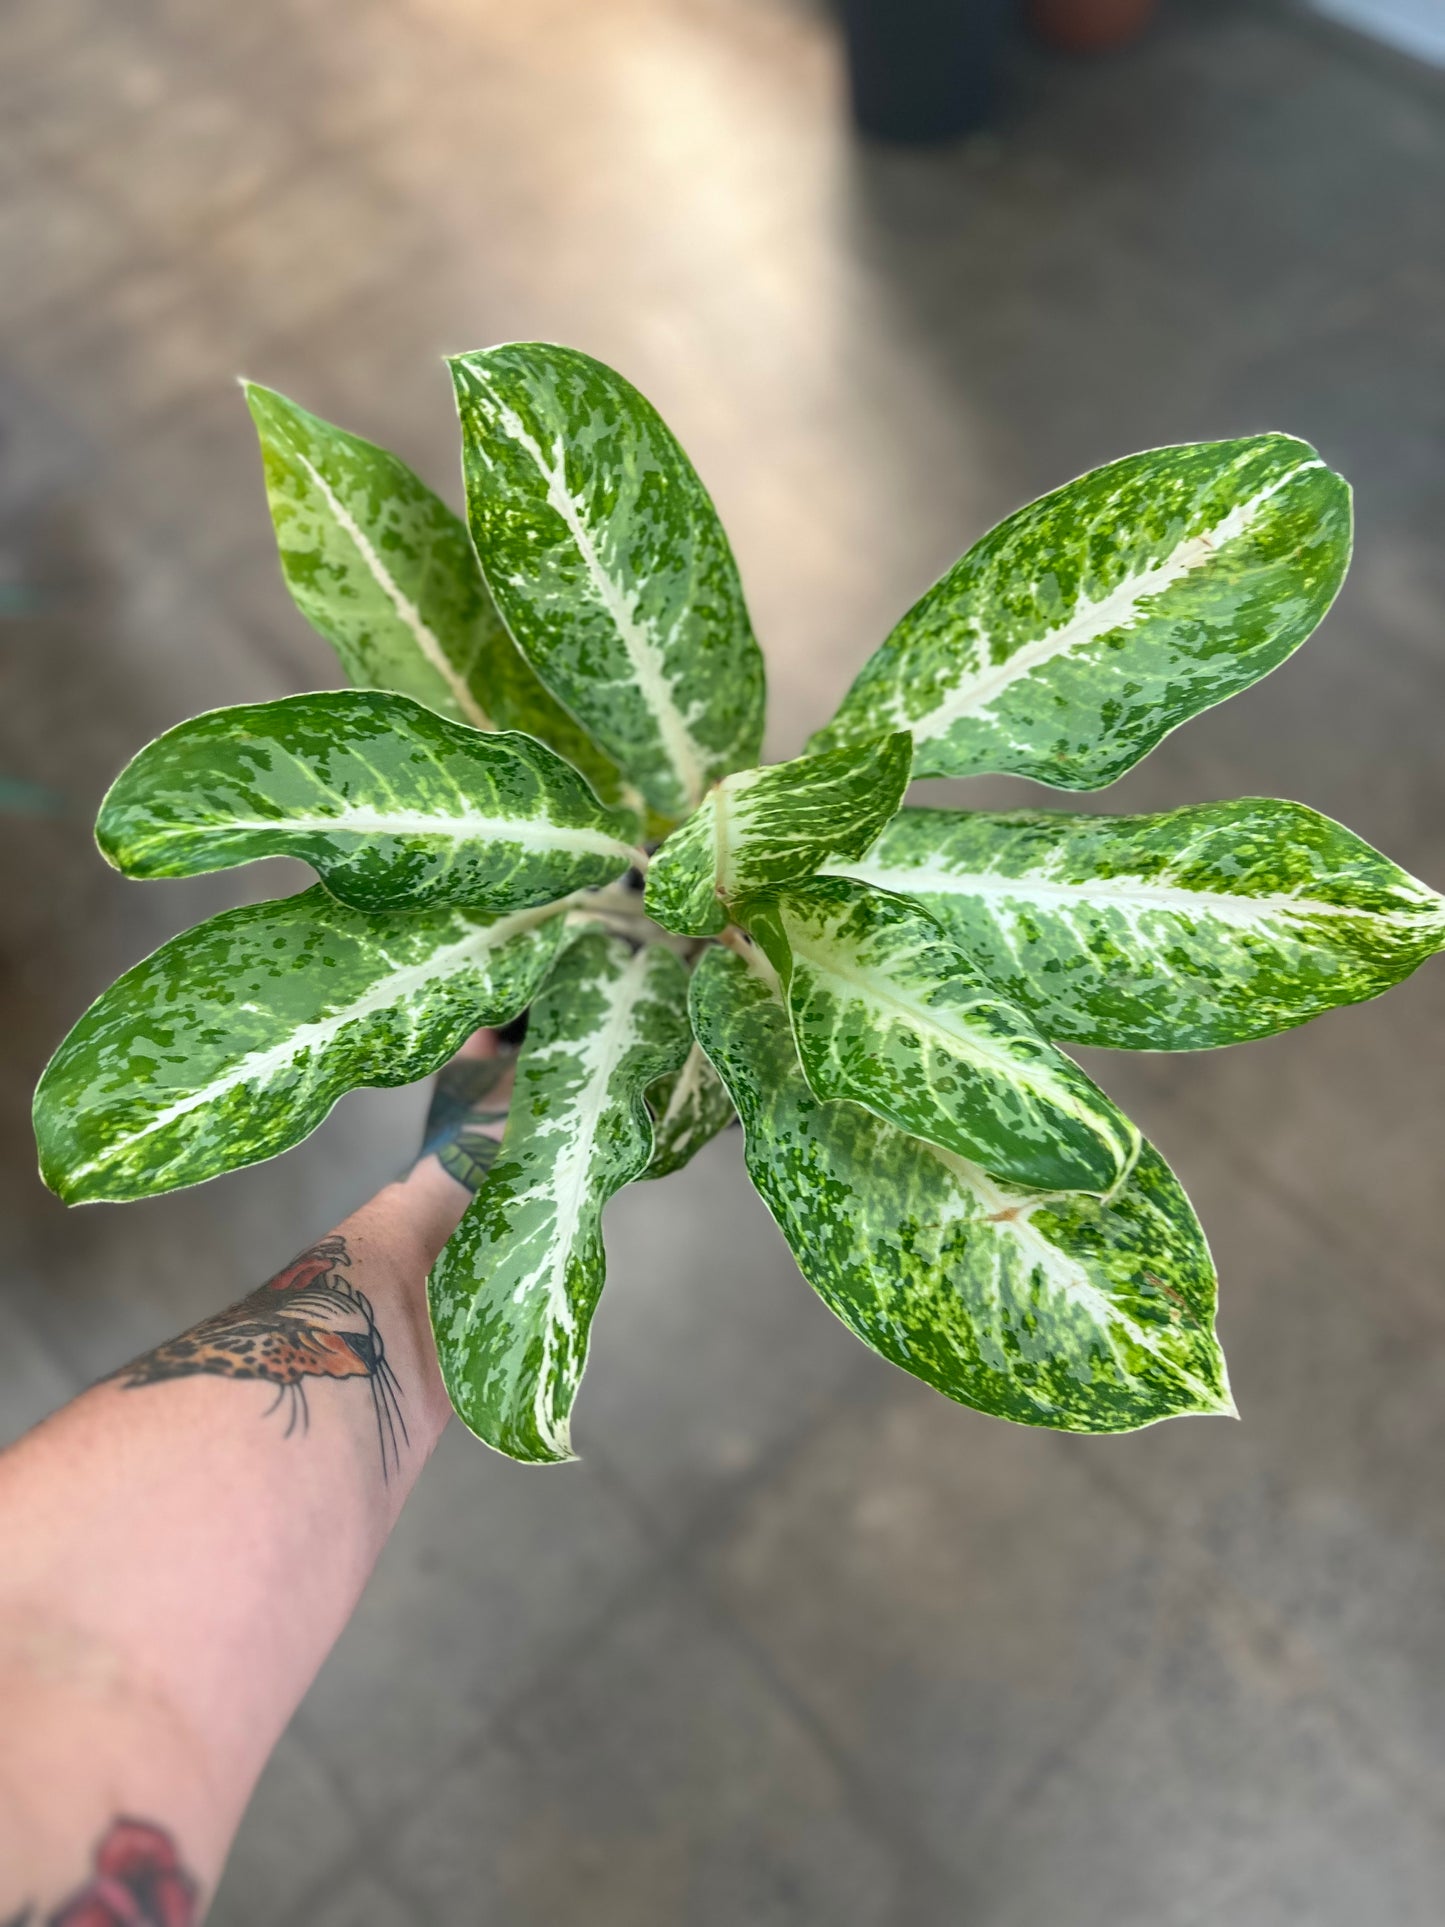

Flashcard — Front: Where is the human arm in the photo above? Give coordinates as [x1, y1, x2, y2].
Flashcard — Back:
[0, 1038, 512, 1921]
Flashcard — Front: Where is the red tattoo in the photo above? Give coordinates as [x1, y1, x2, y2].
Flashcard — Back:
[9, 1817, 199, 1926]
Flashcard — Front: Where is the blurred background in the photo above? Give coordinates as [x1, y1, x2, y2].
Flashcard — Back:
[4, 0, 1445, 1919]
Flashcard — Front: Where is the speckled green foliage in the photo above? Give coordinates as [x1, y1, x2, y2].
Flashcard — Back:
[450, 344, 766, 821]
[641, 804, 730, 934]
[811, 435, 1351, 790]
[690, 948, 1231, 1433]
[429, 935, 691, 1463]
[834, 800, 1445, 1050]
[35, 344, 1443, 1460]
[643, 1040, 736, 1179]
[34, 888, 568, 1205]
[644, 732, 913, 938]
[244, 381, 626, 803]
[740, 878, 1139, 1193]
[98, 690, 642, 914]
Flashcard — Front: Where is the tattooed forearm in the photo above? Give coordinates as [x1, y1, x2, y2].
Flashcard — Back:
[109, 1236, 407, 1479]
[417, 1051, 514, 1194]
[100, 1035, 516, 1485]
[6, 1815, 200, 1926]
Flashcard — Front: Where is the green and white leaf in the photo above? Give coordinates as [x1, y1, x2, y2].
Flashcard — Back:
[690, 947, 1232, 1434]
[644, 732, 913, 938]
[811, 435, 1352, 789]
[450, 343, 766, 821]
[832, 800, 1445, 1050]
[35, 887, 569, 1205]
[97, 689, 642, 914]
[429, 934, 691, 1463]
[467, 597, 634, 809]
[243, 380, 627, 802]
[740, 878, 1139, 1193]
[643, 1041, 735, 1179]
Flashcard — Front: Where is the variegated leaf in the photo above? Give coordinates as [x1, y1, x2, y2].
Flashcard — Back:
[429, 934, 691, 1463]
[34, 888, 568, 1204]
[690, 947, 1232, 1433]
[97, 689, 642, 914]
[244, 380, 627, 802]
[740, 878, 1139, 1193]
[832, 800, 1445, 1049]
[470, 593, 634, 809]
[811, 435, 1351, 789]
[643, 1041, 736, 1179]
[449, 343, 766, 821]
[644, 732, 913, 938]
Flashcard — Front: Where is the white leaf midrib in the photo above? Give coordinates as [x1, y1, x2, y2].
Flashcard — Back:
[657, 1042, 711, 1133]
[832, 855, 1437, 932]
[928, 1146, 1230, 1413]
[907, 460, 1324, 746]
[135, 807, 635, 864]
[711, 759, 882, 904]
[294, 451, 491, 732]
[785, 918, 1125, 1155]
[69, 902, 565, 1181]
[491, 401, 707, 811]
[513, 949, 656, 1456]
[738, 970, 1224, 1415]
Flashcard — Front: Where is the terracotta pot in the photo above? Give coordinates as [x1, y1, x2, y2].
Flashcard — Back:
[1028, 0, 1157, 52]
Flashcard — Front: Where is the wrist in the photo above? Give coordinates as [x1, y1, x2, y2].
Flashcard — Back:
[386, 1157, 473, 1265]
[351, 1164, 472, 1453]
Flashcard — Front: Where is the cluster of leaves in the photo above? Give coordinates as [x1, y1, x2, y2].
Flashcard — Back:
[33, 344, 1445, 1463]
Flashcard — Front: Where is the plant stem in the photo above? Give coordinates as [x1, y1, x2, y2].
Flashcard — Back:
[718, 923, 781, 993]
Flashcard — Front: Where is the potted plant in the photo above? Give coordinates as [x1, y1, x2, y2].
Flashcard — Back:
[34, 343, 1442, 1461]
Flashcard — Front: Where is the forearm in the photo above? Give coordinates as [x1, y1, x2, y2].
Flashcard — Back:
[0, 1158, 466, 1917]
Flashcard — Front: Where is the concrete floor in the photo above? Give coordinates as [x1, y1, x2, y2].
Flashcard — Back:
[4, 0, 1445, 1919]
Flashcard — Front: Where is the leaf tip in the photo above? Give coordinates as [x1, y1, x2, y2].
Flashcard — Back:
[1212, 1361, 1240, 1422]
[514, 1432, 581, 1468]
[238, 377, 291, 442]
[1184, 1354, 1237, 1423]
[445, 1382, 581, 1467]
[33, 1135, 89, 1208]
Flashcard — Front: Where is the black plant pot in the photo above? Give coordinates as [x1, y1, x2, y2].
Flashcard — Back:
[837, 0, 1012, 144]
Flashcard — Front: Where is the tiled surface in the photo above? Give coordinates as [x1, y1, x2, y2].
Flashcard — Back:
[4, 0, 1445, 1920]
[0, 1277, 76, 1451]
[214, 1729, 361, 1924]
[390, 1581, 905, 1926]
[302, 1871, 422, 1927]
[702, 1378, 1173, 1877]
[578, 1132, 870, 1537]
[293, 1422, 656, 1817]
